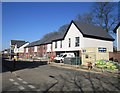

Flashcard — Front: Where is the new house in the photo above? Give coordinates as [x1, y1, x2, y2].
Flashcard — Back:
[24, 20, 114, 63]
[113, 22, 120, 51]
[109, 22, 120, 63]
[10, 40, 29, 58]
[52, 21, 114, 55]
[24, 35, 55, 59]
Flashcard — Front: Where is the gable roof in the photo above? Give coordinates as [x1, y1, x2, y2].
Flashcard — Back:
[25, 20, 114, 48]
[113, 22, 120, 33]
[25, 34, 58, 48]
[11, 40, 28, 48]
[25, 40, 40, 47]
[53, 20, 114, 41]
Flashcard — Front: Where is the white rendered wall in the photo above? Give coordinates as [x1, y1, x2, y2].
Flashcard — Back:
[19, 43, 29, 53]
[52, 23, 84, 52]
[14, 45, 19, 53]
[52, 22, 113, 52]
[83, 38, 113, 52]
[26, 48, 28, 53]
[47, 44, 52, 52]
[117, 26, 120, 51]
[34, 46, 37, 52]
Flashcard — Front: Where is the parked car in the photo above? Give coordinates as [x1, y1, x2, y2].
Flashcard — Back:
[54, 53, 75, 63]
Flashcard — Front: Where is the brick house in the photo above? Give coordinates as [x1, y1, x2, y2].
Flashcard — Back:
[24, 20, 114, 63]
[109, 22, 120, 63]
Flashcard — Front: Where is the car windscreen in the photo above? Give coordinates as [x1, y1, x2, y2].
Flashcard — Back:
[63, 54, 67, 58]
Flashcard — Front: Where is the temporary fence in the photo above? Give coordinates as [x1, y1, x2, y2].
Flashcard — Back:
[64, 57, 82, 65]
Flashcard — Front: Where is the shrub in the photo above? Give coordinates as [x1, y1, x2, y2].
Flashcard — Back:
[95, 60, 119, 70]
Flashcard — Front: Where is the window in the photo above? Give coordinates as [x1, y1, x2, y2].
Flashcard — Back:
[43, 45, 46, 49]
[63, 54, 67, 58]
[69, 38, 71, 47]
[38, 46, 40, 50]
[55, 41, 57, 48]
[98, 47, 106, 53]
[60, 41, 62, 48]
[75, 37, 80, 47]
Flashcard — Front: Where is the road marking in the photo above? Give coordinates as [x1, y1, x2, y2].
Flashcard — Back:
[17, 78, 23, 81]
[13, 82, 19, 85]
[28, 85, 36, 89]
[9, 79, 14, 82]
[18, 86, 25, 90]
[22, 81, 28, 84]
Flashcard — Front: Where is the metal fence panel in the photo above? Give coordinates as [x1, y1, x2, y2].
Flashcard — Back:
[64, 57, 81, 65]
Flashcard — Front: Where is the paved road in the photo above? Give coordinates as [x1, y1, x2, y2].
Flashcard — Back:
[2, 59, 120, 92]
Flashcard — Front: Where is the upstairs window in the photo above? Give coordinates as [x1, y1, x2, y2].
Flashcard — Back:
[60, 41, 62, 48]
[75, 37, 80, 47]
[55, 41, 57, 48]
[69, 38, 71, 47]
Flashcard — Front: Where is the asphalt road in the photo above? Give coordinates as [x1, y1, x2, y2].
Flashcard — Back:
[2, 59, 120, 92]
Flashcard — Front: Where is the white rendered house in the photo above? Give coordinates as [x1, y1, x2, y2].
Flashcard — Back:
[52, 20, 114, 56]
[10, 40, 29, 56]
[114, 22, 120, 51]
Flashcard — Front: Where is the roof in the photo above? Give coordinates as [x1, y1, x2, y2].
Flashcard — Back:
[25, 20, 114, 48]
[53, 20, 114, 41]
[25, 40, 40, 47]
[113, 22, 120, 33]
[11, 40, 28, 48]
[25, 35, 56, 48]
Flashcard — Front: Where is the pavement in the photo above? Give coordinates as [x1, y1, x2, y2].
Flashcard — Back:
[49, 62, 119, 77]
[2, 59, 120, 92]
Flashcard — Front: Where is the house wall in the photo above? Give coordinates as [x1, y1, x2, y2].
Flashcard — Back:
[82, 47, 109, 65]
[34, 46, 37, 53]
[52, 23, 83, 52]
[52, 22, 113, 55]
[47, 44, 52, 52]
[14, 45, 19, 53]
[109, 52, 120, 63]
[37, 46, 42, 57]
[83, 37, 113, 52]
[24, 48, 28, 59]
[19, 43, 29, 53]
[117, 26, 120, 51]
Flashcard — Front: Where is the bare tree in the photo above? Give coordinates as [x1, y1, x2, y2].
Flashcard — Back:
[58, 24, 69, 33]
[43, 31, 58, 39]
[92, 2, 118, 32]
[75, 13, 95, 25]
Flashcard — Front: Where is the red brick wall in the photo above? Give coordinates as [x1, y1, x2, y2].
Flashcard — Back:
[109, 51, 120, 63]
[19, 53, 24, 58]
[37, 45, 43, 57]
[27, 47, 34, 58]
[24, 48, 29, 59]
[24, 44, 57, 59]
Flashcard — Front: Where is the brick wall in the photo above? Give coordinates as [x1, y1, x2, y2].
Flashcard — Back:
[19, 53, 24, 58]
[109, 51, 120, 63]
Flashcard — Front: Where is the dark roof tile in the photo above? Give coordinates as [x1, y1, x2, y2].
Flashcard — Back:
[11, 40, 28, 48]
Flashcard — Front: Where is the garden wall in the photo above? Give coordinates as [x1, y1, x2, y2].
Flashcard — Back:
[109, 51, 120, 64]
